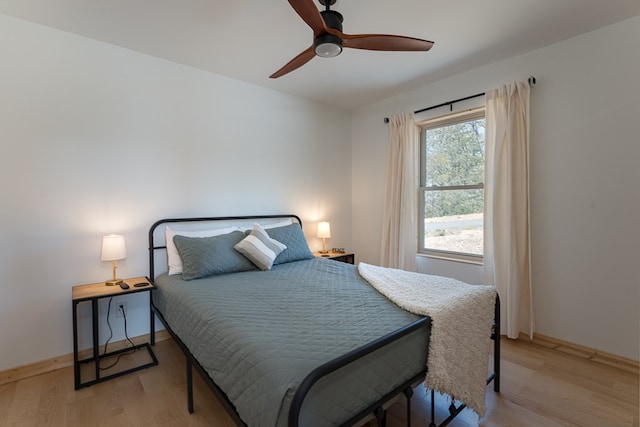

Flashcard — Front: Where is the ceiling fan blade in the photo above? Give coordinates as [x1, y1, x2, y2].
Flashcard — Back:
[341, 33, 434, 51]
[270, 46, 316, 79]
[287, 0, 327, 37]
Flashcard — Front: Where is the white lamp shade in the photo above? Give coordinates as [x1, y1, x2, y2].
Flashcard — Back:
[101, 234, 127, 261]
[317, 222, 331, 239]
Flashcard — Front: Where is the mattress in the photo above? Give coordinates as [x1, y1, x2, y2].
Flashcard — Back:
[152, 257, 430, 427]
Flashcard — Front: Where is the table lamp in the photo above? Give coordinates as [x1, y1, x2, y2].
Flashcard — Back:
[317, 222, 331, 255]
[101, 234, 127, 286]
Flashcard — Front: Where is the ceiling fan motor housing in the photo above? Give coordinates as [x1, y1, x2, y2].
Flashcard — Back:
[314, 10, 343, 57]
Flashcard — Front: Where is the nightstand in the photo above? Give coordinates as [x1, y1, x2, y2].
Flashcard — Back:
[314, 251, 355, 264]
[72, 276, 158, 389]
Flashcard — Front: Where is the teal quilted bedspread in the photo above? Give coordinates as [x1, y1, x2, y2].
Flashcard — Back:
[153, 258, 429, 427]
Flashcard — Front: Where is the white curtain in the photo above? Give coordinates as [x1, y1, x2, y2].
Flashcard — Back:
[484, 81, 534, 339]
[380, 113, 419, 271]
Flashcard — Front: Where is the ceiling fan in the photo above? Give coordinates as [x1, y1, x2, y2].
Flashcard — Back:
[270, 0, 434, 78]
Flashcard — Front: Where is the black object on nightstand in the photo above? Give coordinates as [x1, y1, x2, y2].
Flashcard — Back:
[314, 251, 355, 264]
[71, 276, 158, 389]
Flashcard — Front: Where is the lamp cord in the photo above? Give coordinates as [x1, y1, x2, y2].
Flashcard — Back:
[98, 297, 137, 370]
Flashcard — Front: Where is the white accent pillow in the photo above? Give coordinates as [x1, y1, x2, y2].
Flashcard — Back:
[234, 223, 287, 271]
[238, 218, 294, 233]
[263, 218, 294, 229]
[166, 226, 238, 275]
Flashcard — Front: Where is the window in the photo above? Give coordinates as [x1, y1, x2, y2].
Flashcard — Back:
[419, 108, 485, 261]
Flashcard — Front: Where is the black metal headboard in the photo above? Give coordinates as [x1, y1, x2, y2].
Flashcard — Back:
[148, 214, 303, 280]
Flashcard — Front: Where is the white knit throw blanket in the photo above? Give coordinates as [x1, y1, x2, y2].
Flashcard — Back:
[358, 262, 496, 417]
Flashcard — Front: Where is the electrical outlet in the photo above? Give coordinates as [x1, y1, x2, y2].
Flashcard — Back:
[115, 301, 127, 318]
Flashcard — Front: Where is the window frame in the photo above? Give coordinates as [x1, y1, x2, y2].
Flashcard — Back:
[417, 107, 485, 263]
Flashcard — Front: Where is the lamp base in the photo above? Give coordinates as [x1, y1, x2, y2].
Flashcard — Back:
[105, 279, 123, 286]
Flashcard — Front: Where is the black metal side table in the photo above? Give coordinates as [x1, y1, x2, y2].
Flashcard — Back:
[72, 276, 157, 389]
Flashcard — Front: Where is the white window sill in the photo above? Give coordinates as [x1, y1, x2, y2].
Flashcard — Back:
[417, 252, 483, 266]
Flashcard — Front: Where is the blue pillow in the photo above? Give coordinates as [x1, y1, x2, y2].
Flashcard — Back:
[265, 223, 314, 265]
[173, 231, 256, 280]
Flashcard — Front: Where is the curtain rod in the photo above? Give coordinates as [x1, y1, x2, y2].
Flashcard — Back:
[383, 76, 536, 123]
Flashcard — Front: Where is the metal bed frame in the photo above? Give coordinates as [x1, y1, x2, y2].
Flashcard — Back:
[148, 215, 500, 427]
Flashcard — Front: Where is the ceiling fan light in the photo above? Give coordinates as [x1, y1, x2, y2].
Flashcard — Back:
[314, 34, 343, 58]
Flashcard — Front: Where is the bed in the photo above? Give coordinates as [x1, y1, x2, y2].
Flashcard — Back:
[148, 215, 500, 427]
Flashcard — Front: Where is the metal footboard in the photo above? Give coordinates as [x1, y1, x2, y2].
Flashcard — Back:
[288, 317, 431, 427]
[154, 297, 499, 427]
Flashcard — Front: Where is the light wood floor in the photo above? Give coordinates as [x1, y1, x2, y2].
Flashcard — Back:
[1, 338, 637, 426]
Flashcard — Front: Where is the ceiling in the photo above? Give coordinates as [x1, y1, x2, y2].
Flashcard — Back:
[1, 0, 638, 110]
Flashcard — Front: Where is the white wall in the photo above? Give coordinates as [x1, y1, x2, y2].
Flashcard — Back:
[0, 14, 352, 372]
[1, 12, 637, 373]
[352, 17, 640, 360]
